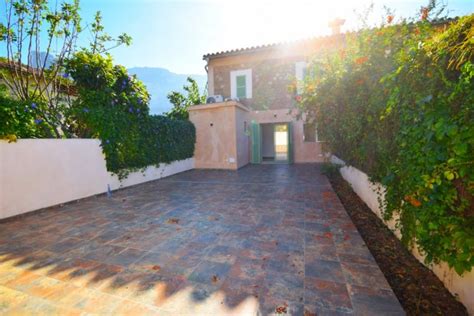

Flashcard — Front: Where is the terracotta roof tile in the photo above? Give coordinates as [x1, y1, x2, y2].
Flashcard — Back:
[202, 17, 458, 60]
[202, 34, 344, 60]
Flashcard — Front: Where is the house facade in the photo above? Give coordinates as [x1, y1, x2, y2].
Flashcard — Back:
[189, 34, 344, 169]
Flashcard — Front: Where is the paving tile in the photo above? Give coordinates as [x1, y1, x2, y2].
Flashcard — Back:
[305, 259, 346, 283]
[188, 260, 232, 287]
[128, 274, 188, 307]
[347, 284, 404, 315]
[205, 245, 238, 264]
[131, 251, 174, 274]
[112, 299, 162, 315]
[264, 271, 305, 303]
[341, 262, 392, 290]
[305, 277, 353, 313]
[3, 295, 81, 316]
[45, 237, 86, 254]
[258, 296, 305, 316]
[95, 268, 155, 298]
[304, 304, 354, 316]
[0, 285, 30, 312]
[104, 247, 147, 267]
[83, 262, 125, 289]
[306, 244, 339, 261]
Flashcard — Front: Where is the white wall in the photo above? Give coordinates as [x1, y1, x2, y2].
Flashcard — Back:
[0, 139, 194, 220]
[331, 155, 474, 315]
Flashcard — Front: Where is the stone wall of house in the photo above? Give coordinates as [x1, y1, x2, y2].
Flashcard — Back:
[212, 56, 302, 110]
[207, 35, 345, 111]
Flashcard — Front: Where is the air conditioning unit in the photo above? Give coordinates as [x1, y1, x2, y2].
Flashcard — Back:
[206, 95, 224, 104]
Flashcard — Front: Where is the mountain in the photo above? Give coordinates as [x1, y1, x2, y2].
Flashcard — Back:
[29, 52, 55, 69]
[128, 67, 207, 114]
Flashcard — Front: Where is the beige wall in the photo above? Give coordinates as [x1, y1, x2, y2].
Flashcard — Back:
[0, 139, 194, 220]
[189, 101, 250, 170]
[331, 155, 474, 315]
[189, 104, 322, 170]
[293, 120, 324, 163]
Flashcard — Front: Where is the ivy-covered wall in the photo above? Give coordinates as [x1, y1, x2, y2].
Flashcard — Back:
[298, 15, 474, 275]
[65, 52, 196, 178]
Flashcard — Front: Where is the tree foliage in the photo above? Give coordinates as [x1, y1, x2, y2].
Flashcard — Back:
[165, 77, 206, 120]
[0, 85, 54, 140]
[0, 0, 131, 137]
[297, 9, 474, 274]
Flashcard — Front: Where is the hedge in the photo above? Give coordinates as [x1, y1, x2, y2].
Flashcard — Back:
[297, 15, 474, 274]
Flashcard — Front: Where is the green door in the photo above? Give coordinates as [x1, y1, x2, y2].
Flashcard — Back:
[250, 121, 261, 164]
[287, 122, 294, 164]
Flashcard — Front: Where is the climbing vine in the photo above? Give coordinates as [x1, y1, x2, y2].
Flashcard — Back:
[66, 51, 195, 178]
[298, 11, 474, 274]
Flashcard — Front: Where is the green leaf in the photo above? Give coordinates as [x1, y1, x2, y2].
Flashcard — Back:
[444, 171, 455, 181]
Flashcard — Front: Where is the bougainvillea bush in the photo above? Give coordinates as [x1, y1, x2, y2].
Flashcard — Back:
[298, 13, 474, 274]
[66, 52, 195, 178]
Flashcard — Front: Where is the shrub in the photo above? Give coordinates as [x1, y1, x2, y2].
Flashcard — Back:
[166, 77, 206, 120]
[298, 14, 474, 274]
[0, 89, 56, 140]
[66, 52, 195, 178]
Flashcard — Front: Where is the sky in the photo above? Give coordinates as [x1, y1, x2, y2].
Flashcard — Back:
[1, 0, 473, 75]
[76, 0, 473, 75]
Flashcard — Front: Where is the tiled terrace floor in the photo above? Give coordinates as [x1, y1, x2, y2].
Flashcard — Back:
[0, 164, 404, 315]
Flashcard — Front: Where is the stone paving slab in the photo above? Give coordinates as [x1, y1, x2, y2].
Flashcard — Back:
[0, 164, 404, 315]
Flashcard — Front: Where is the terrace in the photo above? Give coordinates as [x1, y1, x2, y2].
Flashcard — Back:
[0, 164, 403, 315]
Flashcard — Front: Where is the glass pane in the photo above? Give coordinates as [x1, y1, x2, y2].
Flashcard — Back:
[236, 75, 246, 87]
[237, 86, 246, 98]
[304, 123, 316, 142]
[236, 75, 246, 98]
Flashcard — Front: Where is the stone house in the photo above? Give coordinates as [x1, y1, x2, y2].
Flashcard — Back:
[189, 31, 345, 170]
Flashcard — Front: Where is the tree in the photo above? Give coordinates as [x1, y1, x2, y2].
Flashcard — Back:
[165, 77, 206, 120]
[0, 0, 131, 137]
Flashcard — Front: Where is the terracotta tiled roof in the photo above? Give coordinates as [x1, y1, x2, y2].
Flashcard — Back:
[202, 16, 459, 60]
[202, 34, 345, 60]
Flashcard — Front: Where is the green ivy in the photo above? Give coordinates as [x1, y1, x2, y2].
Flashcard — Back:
[66, 51, 195, 178]
[0, 88, 56, 140]
[298, 14, 474, 274]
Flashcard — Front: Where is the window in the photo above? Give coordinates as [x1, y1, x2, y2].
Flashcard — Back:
[303, 122, 319, 142]
[295, 61, 307, 95]
[230, 69, 252, 99]
[236, 75, 246, 98]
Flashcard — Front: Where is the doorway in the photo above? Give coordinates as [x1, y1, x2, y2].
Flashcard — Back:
[259, 123, 290, 163]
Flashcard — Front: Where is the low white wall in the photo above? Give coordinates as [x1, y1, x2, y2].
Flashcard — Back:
[0, 139, 194, 220]
[331, 155, 474, 315]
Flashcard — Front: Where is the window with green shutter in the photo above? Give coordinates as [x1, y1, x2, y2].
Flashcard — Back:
[236, 75, 246, 98]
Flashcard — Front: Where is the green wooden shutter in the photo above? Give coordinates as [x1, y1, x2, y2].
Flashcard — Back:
[287, 122, 294, 164]
[236, 75, 246, 98]
[250, 121, 261, 164]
